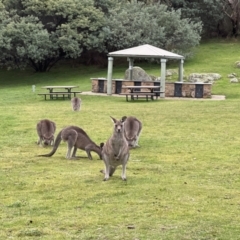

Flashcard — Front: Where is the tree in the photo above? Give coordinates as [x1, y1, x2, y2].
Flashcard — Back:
[103, 1, 202, 58]
[0, 0, 105, 71]
[94, 0, 123, 14]
[168, 0, 223, 37]
[219, 0, 240, 37]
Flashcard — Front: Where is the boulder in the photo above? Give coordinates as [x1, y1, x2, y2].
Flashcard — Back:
[230, 78, 239, 83]
[235, 61, 240, 68]
[124, 66, 152, 81]
[188, 73, 221, 83]
[166, 69, 178, 76]
[228, 73, 237, 78]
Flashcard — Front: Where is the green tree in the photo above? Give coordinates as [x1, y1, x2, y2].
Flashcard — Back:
[104, 1, 202, 58]
[0, 0, 105, 71]
[219, 0, 240, 37]
[94, 0, 123, 14]
[168, 0, 223, 37]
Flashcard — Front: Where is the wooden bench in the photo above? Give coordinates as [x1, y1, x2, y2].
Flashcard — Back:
[119, 91, 165, 101]
[38, 93, 70, 100]
[70, 91, 82, 97]
[119, 92, 156, 101]
[38, 91, 82, 100]
[152, 91, 165, 98]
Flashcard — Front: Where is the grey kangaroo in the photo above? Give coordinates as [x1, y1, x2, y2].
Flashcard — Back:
[71, 97, 81, 111]
[121, 116, 142, 148]
[36, 119, 56, 147]
[101, 116, 130, 181]
[38, 126, 103, 160]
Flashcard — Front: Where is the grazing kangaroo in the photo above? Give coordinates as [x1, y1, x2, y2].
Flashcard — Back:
[71, 97, 81, 111]
[36, 119, 56, 147]
[101, 116, 130, 181]
[38, 126, 103, 160]
[121, 116, 142, 148]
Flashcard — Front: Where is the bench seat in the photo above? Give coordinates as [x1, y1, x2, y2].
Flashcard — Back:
[69, 91, 82, 97]
[119, 91, 165, 101]
[119, 92, 156, 101]
[38, 91, 82, 100]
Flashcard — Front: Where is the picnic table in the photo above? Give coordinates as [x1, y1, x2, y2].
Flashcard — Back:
[38, 85, 82, 100]
[119, 85, 163, 101]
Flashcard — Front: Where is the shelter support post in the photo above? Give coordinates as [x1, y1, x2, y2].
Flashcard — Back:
[178, 59, 184, 82]
[128, 58, 134, 80]
[107, 57, 114, 95]
[160, 59, 166, 98]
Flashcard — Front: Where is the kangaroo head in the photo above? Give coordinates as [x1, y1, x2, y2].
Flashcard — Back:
[124, 135, 136, 147]
[43, 134, 54, 145]
[126, 136, 137, 141]
[110, 116, 124, 134]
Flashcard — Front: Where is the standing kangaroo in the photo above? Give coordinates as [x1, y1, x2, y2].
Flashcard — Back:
[101, 116, 130, 181]
[71, 97, 81, 111]
[36, 119, 56, 147]
[121, 116, 142, 148]
[38, 126, 103, 160]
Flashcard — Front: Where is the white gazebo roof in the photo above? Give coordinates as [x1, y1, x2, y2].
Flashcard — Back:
[108, 44, 184, 60]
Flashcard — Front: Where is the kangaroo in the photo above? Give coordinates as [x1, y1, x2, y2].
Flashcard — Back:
[101, 116, 130, 181]
[121, 116, 142, 148]
[38, 125, 103, 160]
[36, 119, 56, 147]
[71, 97, 81, 111]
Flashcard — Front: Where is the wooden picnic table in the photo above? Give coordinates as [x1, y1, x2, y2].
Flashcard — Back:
[120, 85, 163, 101]
[38, 85, 82, 100]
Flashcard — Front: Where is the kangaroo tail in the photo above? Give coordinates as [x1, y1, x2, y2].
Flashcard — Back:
[38, 130, 63, 157]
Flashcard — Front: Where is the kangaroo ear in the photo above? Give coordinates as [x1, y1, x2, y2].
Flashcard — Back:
[100, 142, 104, 148]
[110, 116, 117, 123]
[121, 116, 127, 122]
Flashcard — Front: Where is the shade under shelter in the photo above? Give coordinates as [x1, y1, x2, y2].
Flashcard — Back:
[107, 44, 185, 98]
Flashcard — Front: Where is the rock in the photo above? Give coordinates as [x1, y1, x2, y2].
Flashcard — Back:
[149, 75, 158, 81]
[235, 61, 240, 68]
[124, 67, 177, 81]
[167, 69, 178, 75]
[188, 73, 221, 83]
[203, 76, 214, 83]
[230, 78, 239, 83]
[228, 73, 237, 78]
[166, 70, 172, 76]
[124, 66, 152, 81]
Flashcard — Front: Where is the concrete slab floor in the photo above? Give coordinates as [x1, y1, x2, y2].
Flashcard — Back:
[78, 91, 226, 101]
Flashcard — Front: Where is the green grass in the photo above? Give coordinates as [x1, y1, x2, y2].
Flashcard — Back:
[1, 40, 240, 239]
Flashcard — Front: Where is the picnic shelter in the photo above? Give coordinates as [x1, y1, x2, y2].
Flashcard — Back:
[107, 44, 185, 97]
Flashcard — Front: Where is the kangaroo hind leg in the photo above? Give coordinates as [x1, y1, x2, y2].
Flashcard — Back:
[121, 154, 129, 181]
[85, 144, 93, 160]
[102, 155, 110, 181]
[71, 146, 79, 159]
[65, 130, 78, 159]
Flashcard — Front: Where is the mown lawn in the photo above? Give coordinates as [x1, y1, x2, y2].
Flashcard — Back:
[1, 40, 240, 239]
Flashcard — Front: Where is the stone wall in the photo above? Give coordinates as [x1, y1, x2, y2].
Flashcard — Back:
[91, 78, 212, 98]
[181, 83, 212, 98]
[165, 82, 175, 97]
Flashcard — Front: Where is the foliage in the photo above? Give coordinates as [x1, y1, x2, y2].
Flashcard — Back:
[137, 0, 240, 38]
[0, 0, 105, 71]
[1, 40, 240, 239]
[94, 0, 124, 14]
[219, 0, 240, 37]
[1, 0, 240, 73]
[104, 1, 202, 58]
[168, 0, 223, 37]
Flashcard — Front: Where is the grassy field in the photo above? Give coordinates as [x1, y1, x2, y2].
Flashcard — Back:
[1, 39, 240, 239]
